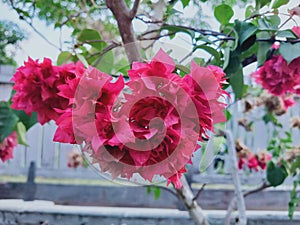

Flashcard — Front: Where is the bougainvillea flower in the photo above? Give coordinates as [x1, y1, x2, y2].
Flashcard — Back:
[11, 58, 86, 124]
[0, 131, 18, 162]
[72, 49, 228, 188]
[292, 26, 300, 38]
[251, 55, 300, 96]
[256, 150, 272, 170]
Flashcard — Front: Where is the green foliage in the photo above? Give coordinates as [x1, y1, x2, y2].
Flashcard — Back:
[77, 29, 104, 51]
[289, 179, 300, 219]
[0, 20, 25, 65]
[0, 102, 19, 143]
[15, 122, 29, 146]
[214, 4, 234, 25]
[181, 0, 190, 8]
[267, 161, 288, 187]
[146, 186, 161, 200]
[271, 0, 289, 9]
[279, 43, 300, 64]
[57, 51, 73, 66]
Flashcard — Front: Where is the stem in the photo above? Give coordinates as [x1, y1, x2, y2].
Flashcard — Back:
[105, 0, 142, 64]
[176, 176, 210, 225]
[225, 130, 247, 225]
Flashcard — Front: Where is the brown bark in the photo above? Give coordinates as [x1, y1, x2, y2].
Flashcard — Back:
[105, 0, 142, 64]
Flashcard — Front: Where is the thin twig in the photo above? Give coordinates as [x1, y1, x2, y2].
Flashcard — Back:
[92, 42, 122, 66]
[192, 184, 206, 202]
[138, 32, 177, 41]
[224, 181, 271, 225]
[26, 20, 61, 51]
[244, 181, 271, 197]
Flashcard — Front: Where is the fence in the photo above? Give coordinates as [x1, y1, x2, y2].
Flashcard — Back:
[0, 65, 299, 185]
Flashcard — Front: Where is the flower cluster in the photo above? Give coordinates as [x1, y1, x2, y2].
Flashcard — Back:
[292, 26, 300, 38]
[0, 132, 18, 162]
[11, 50, 228, 188]
[11, 58, 86, 125]
[251, 55, 300, 111]
[252, 55, 300, 96]
[236, 140, 271, 171]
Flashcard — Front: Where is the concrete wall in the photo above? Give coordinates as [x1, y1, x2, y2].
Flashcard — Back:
[0, 200, 300, 225]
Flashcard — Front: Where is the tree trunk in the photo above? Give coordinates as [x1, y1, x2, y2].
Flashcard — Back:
[105, 0, 142, 64]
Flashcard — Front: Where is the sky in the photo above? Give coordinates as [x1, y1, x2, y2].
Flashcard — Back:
[0, 0, 299, 66]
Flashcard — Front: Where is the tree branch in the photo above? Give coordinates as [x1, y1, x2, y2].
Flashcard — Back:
[224, 182, 271, 225]
[130, 0, 141, 19]
[105, 0, 141, 63]
[175, 176, 210, 225]
[225, 130, 247, 225]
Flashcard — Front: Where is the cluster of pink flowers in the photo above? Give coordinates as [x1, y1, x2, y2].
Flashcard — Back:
[238, 150, 272, 171]
[292, 26, 300, 38]
[0, 132, 18, 162]
[251, 54, 300, 110]
[11, 49, 227, 188]
[11, 58, 86, 125]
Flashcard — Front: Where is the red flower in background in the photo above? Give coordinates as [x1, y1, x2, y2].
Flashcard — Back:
[11, 58, 85, 125]
[251, 55, 300, 96]
[0, 131, 18, 162]
[292, 26, 300, 38]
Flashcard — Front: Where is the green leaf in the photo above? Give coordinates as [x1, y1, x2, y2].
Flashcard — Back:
[176, 64, 190, 76]
[77, 29, 104, 51]
[262, 112, 282, 127]
[234, 21, 258, 47]
[223, 47, 231, 70]
[245, 5, 255, 18]
[265, 15, 281, 28]
[0, 102, 19, 143]
[224, 109, 232, 120]
[193, 57, 206, 66]
[153, 187, 161, 200]
[279, 42, 300, 64]
[257, 42, 272, 67]
[290, 156, 300, 174]
[267, 161, 288, 187]
[76, 54, 89, 68]
[255, 0, 270, 9]
[181, 0, 190, 8]
[272, 0, 289, 9]
[95, 50, 114, 74]
[229, 65, 244, 99]
[12, 110, 37, 131]
[161, 24, 195, 39]
[15, 122, 29, 146]
[193, 45, 221, 65]
[214, 4, 234, 25]
[57, 51, 72, 65]
[277, 30, 297, 38]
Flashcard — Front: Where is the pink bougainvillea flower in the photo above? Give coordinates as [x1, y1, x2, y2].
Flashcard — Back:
[271, 42, 280, 49]
[0, 131, 18, 163]
[237, 147, 271, 171]
[251, 55, 300, 96]
[257, 151, 272, 170]
[247, 154, 259, 171]
[292, 26, 300, 38]
[11, 58, 86, 125]
[75, 50, 228, 189]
